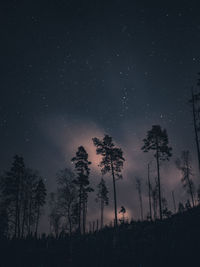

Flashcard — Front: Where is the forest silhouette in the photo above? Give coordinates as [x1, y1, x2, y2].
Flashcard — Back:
[1, 75, 200, 266]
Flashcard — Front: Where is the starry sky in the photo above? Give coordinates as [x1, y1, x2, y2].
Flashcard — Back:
[1, 1, 200, 231]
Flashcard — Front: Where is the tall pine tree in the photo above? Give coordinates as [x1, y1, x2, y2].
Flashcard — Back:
[142, 125, 172, 220]
[72, 146, 93, 234]
[93, 135, 125, 227]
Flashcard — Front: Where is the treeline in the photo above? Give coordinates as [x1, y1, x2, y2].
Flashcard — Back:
[1, 74, 200, 239]
[1, 129, 200, 239]
[0, 155, 46, 238]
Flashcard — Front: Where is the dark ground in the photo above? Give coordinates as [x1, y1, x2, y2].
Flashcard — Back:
[1, 207, 200, 267]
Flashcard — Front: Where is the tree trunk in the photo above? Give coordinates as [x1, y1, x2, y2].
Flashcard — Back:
[21, 201, 27, 238]
[78, 186, 82, 234]
[111, 161, 118, 227]
[82, 195, 87, 235]
[35, 206, 40, 237]
[156, 147, 162, 220]
[139, 190, 143, 221]
[100, 198, 104, 229]
[68, 205, 72, 236]
[191, 88, 200, 175]
[147, 164, 152, 220]
[172, 191, 176, 213]
[186, 159, 195, 208]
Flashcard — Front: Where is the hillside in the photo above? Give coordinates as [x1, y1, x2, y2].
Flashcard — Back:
[1, 206, 200, 267]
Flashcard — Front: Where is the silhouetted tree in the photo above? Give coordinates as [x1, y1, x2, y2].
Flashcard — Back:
[0, 156, 46, 238]
[142, 125, 172, 220]
[176, 151, 195, 207]
[0, 201, 8, 238]
[93, 134, 125, 227]
[135, 177, 143, 221]
[49, 192, 62, 238]
[4, 155, 26, 238]
[34, 178, 46, 237]
[151, 178, 159, 220]
[171, 190, 177, 213]
[162, 197, 172, 218]
[185, 199, 192, 210]
[56, 168, 78, 235]
[147, 163, 152, 220]
[178, 202, 185, 213]
[119, 206, 126, 223]
[189, 74, 200, 175]
[96, 178, 109, 229]
[72, 146, 93, 234]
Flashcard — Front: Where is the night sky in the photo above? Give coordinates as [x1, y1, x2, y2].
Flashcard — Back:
[1, 1, 200, 232]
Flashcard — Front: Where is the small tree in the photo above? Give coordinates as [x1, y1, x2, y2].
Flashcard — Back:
[185, 199, 192, 210]
[93, 134, 125, 227]
[176, 151, 195, 207]
[119, 206, 126, 224]
[162, 197, 172, 218]
[178, 202, 185, 213]
[142, 125, 172, 220]
[96, 178, 109, 229]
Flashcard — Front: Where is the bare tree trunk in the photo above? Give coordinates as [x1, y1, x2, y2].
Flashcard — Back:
[191, 88, 200, 174]
[100, 198, 104, 229]
[139, 191, 143, 221]
[185, 159, 195, 207]
[68, 205, 72, 236]
[172, 191, 176, 213]
[111, 161, 118, 227]
[35, 206, 40, 237]
[92, 221, 95, 233]
[147, 164, 152, 220]
[96, 219, 99, 231]
[78, 186, 82, 234]
[82, 197, 85, 235]
[82, 196, 87, 235]
[21, 202, 27, 238]
[156, 146, 162, 220]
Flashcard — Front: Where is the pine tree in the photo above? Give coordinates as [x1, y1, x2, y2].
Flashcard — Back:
[72, 146, 93, 234]
[96, 178, 109, 229]
[142, 125, 172, 220]
[93, 134, 125, 227]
